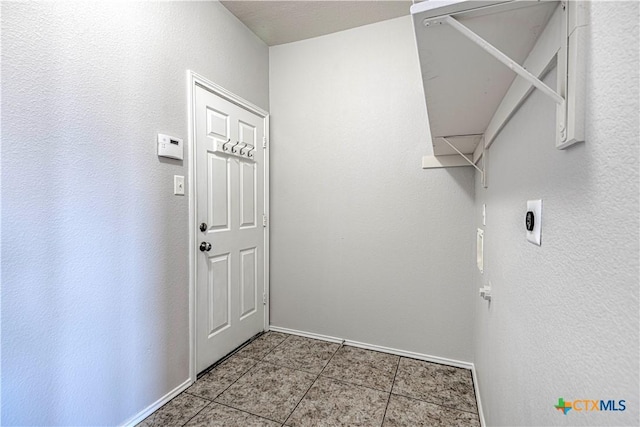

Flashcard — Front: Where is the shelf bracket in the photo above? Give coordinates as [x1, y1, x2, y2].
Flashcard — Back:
[440, 137, 483, 175]
[424, 14, 565, 106]
[441, 136, 486, 187]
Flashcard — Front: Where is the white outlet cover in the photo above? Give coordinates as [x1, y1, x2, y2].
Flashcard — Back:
[526, 199, 542, 246]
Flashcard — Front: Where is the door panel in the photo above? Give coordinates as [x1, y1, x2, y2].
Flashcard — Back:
[195, 85, 265, 373]
[238, 120, 256, 146]
[239, 247, 257, 319]
[240, 162, 256, 228]
[207, 107, 229, 139]
[207, 254, 230, 336]
[207, 154, 230, 231]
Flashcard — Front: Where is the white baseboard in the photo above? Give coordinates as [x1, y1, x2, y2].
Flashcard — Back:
[122, 377, 193, 427]
[470, 364, 486, 427]
[344, 338, 473, 370]
[268, 325, 344, 344]
[270, 325, 472, 369]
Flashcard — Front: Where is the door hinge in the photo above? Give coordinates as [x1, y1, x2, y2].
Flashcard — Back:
[262, 137, 267, 149]
[262, 294, 267, 305]
[262, 215, 267, 227]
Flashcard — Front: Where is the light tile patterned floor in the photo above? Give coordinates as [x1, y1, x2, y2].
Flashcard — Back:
[138, 331, 480, 427]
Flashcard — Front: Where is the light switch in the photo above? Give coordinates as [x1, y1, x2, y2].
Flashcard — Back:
[174, 175, 185, 196]
[526, 199, 542, 246]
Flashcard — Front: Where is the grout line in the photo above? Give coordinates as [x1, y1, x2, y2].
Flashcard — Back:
[263, 337, 398, 393]
[206, 362, 281, 423]
[318, 341, 342, 377]
[380, 356, 401, 426]
[282, 339, 342, 426]
[211, 359, 260, 400]
[257, 335, 342, 376]
[181, 357, 263, 425]
[281, 381, 314, 426]
[179, 399, 213, 427]
[255, 332, 291, 361]
[141, 388, 211, 427]
[214, 400, 284, 425]
[217, 358, 313, 426]
[197, 331, 262, 379]
[184, 356, 261, 403]
[257, 359, 323, 376]
[183, 390, 211, 401]
[389, 391, 480, 416]
[208, 333, 311, 425]
[315, 344, 400, 394]
[180, 356, 263, 426]
[318, 373, 395, 395]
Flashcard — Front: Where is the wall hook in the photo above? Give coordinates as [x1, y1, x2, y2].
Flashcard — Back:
[231, 140, 241, 153]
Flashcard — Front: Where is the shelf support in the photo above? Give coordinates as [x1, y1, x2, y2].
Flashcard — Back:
[440, 137, 483, 175]
[424, 14, 565, 106]
[441, 137, 486, 187]
[422, 139, 487, 187]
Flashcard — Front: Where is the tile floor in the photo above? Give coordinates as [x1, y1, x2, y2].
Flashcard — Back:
[138, 331, 480, 426]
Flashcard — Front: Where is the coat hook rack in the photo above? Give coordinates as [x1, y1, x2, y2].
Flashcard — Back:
[212, 138, 256, 161]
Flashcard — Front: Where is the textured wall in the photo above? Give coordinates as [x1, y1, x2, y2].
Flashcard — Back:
[473, 2, 639, 425]
[1, 2, 268, 425]
[269, 16, 476, 362]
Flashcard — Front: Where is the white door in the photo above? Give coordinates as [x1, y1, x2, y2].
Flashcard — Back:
[195, 85, 266, 373]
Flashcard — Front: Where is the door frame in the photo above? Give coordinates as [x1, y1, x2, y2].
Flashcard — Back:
[187, 70, 270, 382]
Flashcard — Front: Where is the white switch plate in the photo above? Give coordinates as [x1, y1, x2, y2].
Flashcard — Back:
[526, 199, 542, 246]
[174, 175, 185, 196]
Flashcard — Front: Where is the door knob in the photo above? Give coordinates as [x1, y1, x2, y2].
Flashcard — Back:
[199, 242, 212, 252]
[199, 222, 207, 232]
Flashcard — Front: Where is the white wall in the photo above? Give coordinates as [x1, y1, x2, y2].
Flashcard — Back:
[0, 2, 268, 425]
[269, 16, 476, 362]
[473, 2, 639, 425]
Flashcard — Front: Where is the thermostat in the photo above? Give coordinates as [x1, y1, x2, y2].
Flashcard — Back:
[157, 134, 183, 160]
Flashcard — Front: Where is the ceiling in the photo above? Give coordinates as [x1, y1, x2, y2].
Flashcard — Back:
[220, 0, 414, 46]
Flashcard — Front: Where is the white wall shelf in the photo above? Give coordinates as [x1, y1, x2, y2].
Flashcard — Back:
[412, 0, 587, 184]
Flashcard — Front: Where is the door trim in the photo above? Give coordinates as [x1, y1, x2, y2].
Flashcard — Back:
[187, 70, 270, 382]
